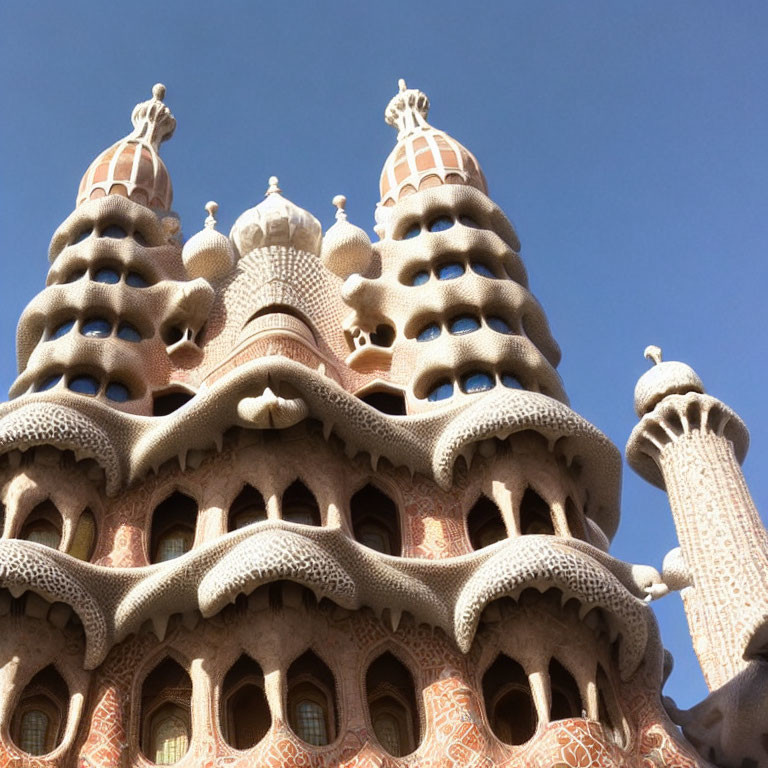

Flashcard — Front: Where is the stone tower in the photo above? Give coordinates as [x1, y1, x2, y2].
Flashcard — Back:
[0, 80, 762, 768]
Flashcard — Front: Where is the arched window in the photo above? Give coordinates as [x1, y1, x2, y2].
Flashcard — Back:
[228, 485, 267, 531]
[221, 654, 270, 749]
[141, 658, 192, 765]
[565, 497, 587, 540]
[365, 652, 420, 756]
[10, 665, 69, 756]
[281, 482, 320, 526]
[67, 508, 97, 561]
[467, 496, 506, 550]
[549, 658, 583, 721]
[20, 501, 62, 549]
[482, 654, 536, 745]
[350, 485, 401, 556]
[150, 493, 197, 563]
[286, 650, 338, 746]
[519, 488, 555, 535]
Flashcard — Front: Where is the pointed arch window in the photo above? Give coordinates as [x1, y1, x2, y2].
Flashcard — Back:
[20, 501, 62, 550]
[365, 652, 420, 757]
[67, 508, 97, 561]
[150, 493, 197, 563]
[228, 485, 267, 531]
[141, 658, 192, 765]
[221, 654, 270, 749]
[281, 482, 320, 526]
[482, 654, 536, 745]
[350, 485, 401, 555]
[519, 488, 555, 535]
[10, 665, 69, 756]
[287, 650, 337, 746]
[549, 658, 583, 721]
[467, 496, 506, 550]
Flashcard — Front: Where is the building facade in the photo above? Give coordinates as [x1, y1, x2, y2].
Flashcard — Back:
[0, 81, 764, 768]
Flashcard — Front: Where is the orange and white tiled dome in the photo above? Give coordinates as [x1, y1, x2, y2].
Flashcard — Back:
[77, 84, 176, 211]
[379, 80, 488, 208]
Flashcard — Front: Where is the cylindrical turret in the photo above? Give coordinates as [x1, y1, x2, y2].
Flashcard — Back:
[627, 346, 768, 689]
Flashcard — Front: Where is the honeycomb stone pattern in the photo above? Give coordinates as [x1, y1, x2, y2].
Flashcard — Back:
[0, 80, 763, 768]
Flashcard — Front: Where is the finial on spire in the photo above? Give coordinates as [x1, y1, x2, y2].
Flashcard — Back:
[204, 201, 219, 230]
[644, 345, 663, 366]
[130, 82, 176, 147]
[385, 79, 431, 139]
[332, 194, 348, 222]
[266, 176, 282, 196]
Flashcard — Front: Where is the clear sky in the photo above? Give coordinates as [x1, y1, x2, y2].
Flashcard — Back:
[1, 1, 767, 710]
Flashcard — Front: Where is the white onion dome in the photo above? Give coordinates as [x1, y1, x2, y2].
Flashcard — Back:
[78, 83, 176, 210]
[634, 345, 705, 417]
[182, 201, 236, 281]
[320, 195, 373, 278]
[230, 177, 322, 257]
[379, 79, 487, 208]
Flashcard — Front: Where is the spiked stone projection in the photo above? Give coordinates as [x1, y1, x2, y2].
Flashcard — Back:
[0, 80, 763, 768]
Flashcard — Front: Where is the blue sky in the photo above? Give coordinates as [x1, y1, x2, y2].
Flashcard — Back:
[1, 1, 767, 709]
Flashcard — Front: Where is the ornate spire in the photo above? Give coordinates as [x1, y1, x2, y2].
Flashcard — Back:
[385, 79, 431, 139]
[129, 83, 176, 147]
[379, 79, 487, 208]
[321, 194, 372, 278]
[182, 200, 236, 281]
[77, 83, 176, 210]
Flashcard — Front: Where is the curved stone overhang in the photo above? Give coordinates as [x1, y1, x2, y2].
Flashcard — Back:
[0, 358, 621, 535]
[0, 527, 655, 679]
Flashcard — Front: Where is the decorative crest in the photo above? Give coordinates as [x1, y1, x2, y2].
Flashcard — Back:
[332, 194, 348, 222]
[385, 78, 431, 139]
[266, 176, 282, 196]
[130, 83, 176, 147]
[204, 201, 219, 230]
[644, 345, 663, 366]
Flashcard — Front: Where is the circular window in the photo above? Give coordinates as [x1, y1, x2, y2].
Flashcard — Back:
[436, 262, 465, 281]
[37, 374, 62, 392]
[410, 271, 430, 287]
[401, 224, 421, 240]
[428, 216, 453, 233]
[101, 225, 127, 239]
[427, 380, 454, 402]
[486, 316, 513, 334]
[116, 322, 142, 342]
[105, 382, 130, 402]
[71, 228, 92, 245]
[92, 268, 120, 284]
[449, 315, 480, 335]
[470, 262, 496, 278]
[501, 374, 524, 390]
[68, 375, 100, 396]
[416, 323, 441, 342]
[461, 372, 494, 394]
[80, 318, 112, 338]
[50, 320, 75, 340]
[125, 271, 149, 288]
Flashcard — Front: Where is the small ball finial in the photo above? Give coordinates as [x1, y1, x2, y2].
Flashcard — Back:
[644, 345, 663, 366]
[152, 83, 166, 101]
[332, 194, 348, 222]
[398, 78, 407, 92]
[204, 201, 218, 229]
[266, 176, 281, 196]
